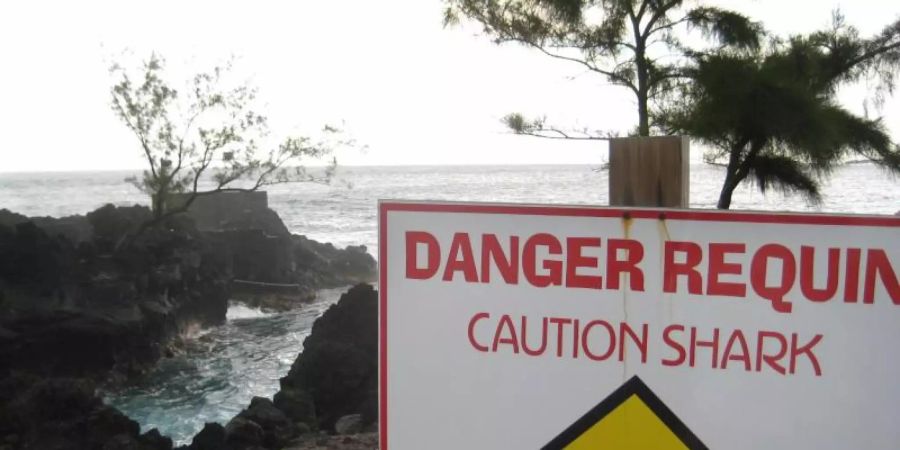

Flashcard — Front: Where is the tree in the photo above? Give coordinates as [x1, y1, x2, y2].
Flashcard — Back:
[444, 0, 762, 137]
[662, 15, 900, 209]
[110, 54, 344, 225]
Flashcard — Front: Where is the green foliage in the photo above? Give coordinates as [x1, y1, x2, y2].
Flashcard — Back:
[746, 155, 821, 204]
[662, 15, 900, 208]
[685, 7, 763, 50]
[445, 0, 762, 137]
[110, 54, 346, 220]
[503, 112, 531, 134]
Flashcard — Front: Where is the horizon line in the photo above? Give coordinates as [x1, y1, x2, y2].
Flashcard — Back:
[1, 159, 884, 175]
[0, 161, 614, 175]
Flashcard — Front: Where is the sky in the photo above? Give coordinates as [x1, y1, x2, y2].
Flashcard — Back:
[0, 0, 898, 172]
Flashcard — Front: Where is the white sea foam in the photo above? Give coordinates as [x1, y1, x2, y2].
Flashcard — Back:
[225, 303, 273, 321]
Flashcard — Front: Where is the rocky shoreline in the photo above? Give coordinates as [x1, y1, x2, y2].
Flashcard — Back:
[180, 284, 378, 449]
[0, 284, 379, 450]
[0, 196, 379, 449]
[0, 205, 232, 381]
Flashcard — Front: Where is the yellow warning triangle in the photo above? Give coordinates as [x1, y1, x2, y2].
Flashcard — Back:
[543, 376, 707, 450]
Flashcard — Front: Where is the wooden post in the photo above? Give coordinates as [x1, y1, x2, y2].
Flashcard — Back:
[608, 136, 689, 208]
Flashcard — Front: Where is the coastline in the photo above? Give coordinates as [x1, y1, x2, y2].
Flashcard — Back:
[0, 195, 378, 449]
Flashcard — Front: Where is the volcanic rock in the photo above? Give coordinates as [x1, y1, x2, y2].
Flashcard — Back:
[274, 284, 378, 432]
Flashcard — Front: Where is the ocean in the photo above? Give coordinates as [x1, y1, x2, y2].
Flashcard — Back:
[0, 163, 897, 443]
[2, 163, 897, 257]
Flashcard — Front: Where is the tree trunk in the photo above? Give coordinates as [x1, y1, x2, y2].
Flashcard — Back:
[632, 14, 650, 137]
[718, 157, 743, 209]
[718, 139, 759, 209]
[717, 177, 736, 209]
[635, 50, 650, 137]
[637, 92, 650, 137]
[152, 187, 167, 220]
[718, 141, 744, 209]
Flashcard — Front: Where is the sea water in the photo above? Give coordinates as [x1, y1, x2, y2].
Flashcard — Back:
[102, 289, 344, 444]
[1, 164, 897, 256]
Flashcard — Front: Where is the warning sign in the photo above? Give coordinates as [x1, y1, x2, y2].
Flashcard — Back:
[543, 376, 705, 450]
[378, 201, 900, 450]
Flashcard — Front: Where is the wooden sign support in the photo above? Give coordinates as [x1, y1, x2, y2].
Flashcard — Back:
[608, 136, 690, 208]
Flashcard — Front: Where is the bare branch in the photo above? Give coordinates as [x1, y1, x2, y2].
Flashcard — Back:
[503, 112, 614, 140]
[642, 0, 683, 40]
[647, 15, 692, 37]
[111, 92, 159, 180]
[506, 37, 640, 93]
[513, 130, 611, 140]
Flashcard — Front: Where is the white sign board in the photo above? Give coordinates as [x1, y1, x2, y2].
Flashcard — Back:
[378, 201, 900, 450]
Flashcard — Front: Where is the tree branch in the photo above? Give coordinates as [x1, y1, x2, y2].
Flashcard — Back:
[173, 109, 205, 178]
[112, 94, 159, 180]
[836, 41, 900, 77]
[642, 0, 682, 40]
[647, 15, 692, 37]
[512, 128, 611, 141]
[506, 37, 639, 93]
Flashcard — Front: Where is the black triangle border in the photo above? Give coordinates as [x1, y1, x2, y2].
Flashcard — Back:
[542, 375, 708, 450]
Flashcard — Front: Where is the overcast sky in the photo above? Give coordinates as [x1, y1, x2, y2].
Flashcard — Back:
[1, 0, 898, 172]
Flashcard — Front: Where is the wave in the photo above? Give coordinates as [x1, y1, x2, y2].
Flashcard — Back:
[225, 303, 273, 321]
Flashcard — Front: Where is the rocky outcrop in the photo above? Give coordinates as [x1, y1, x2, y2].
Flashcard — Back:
[0, 374, 172, 450]
[0, 208, 93, 244]
[0, 199, 379, 449]
[265, 283, 377, 437]
[292, 236, 375, 289]
[198, 203, 376, 310]
[284, 432, 378, 450]
[274, 283, 378, 433]
[227, 234, 375, 311]
[171, 191, 376, 306]
[166, 192, 282, 236]
[0, 198, 376, 380]
[180, 423, 226, 450]
[333, 414, 363, 435]
[87, 204, 157, 252]
[0, 205, 231, 446]
[227, 397, 295, 448]
[182, 284, 379, 449]
[0, 205, 231, 380]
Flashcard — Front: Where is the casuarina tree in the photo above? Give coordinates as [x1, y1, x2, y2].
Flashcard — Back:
[662, 14, 900, 209]
[110, 54, 348, 225]
[444, 0, 763, 137]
